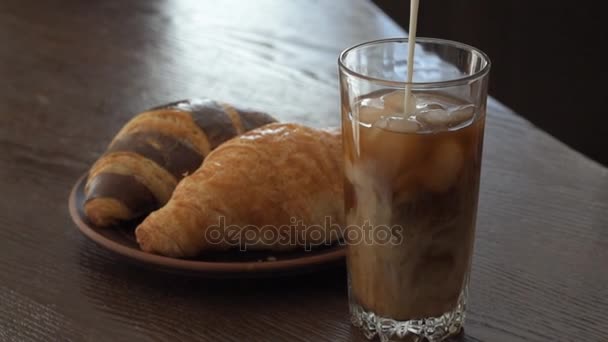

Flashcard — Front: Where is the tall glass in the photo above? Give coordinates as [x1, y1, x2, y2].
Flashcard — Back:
[339, 38, 490, 341]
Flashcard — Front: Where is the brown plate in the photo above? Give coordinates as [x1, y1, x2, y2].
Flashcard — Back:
[69, 174, 346, 278]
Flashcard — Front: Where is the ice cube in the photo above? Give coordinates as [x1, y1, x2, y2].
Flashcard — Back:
[381, 92, 405, 114]
[415, 108, 452, 127]
[415, 104, 476, 130]
[373, 116, 420, 133]
[359, 122, 423, 181]
[416, 102, 446, 111]
[356, 104, 385, 127]
[447, 104, 476, 127]
[360, 97, 385, 110]
[419, 139, 464, 192]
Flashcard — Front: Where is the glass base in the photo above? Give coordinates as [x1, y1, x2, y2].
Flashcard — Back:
[349, 290, 466, 342]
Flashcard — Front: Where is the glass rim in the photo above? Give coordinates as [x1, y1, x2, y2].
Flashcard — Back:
[338, 37, 491, 88]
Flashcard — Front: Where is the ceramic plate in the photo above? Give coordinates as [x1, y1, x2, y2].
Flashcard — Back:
[69, 174, 345, 278]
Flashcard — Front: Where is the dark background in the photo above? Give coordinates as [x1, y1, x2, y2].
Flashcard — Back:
[374, 0, 608, 165]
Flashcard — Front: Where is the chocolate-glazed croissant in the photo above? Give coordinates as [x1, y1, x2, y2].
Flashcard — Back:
[84, 99, 277, 227]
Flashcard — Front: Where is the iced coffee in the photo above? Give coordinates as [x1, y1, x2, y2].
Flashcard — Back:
[339, 38, 490, 342]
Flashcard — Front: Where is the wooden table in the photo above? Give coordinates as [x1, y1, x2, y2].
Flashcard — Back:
[1, 1, 606, 341]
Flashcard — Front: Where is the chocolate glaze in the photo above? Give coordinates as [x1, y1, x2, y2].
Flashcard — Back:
[108, 132, 203, 178]
[151, 99, 192, 111]
[238, 110, 277, 132]
[188, 100, 238, 149]
[154, 99, 276, 147]
[86, 173, 159, 215]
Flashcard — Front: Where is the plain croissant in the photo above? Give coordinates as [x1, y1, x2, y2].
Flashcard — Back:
[84, 99, 276, 227]
[135, 123, 343, 257]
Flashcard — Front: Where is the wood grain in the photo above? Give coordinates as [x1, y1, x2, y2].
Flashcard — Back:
[0, 0, 606, 341]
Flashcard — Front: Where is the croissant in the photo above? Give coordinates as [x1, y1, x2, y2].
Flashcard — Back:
[135, 123, 344, 257]
[84, 99, 277, 227]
